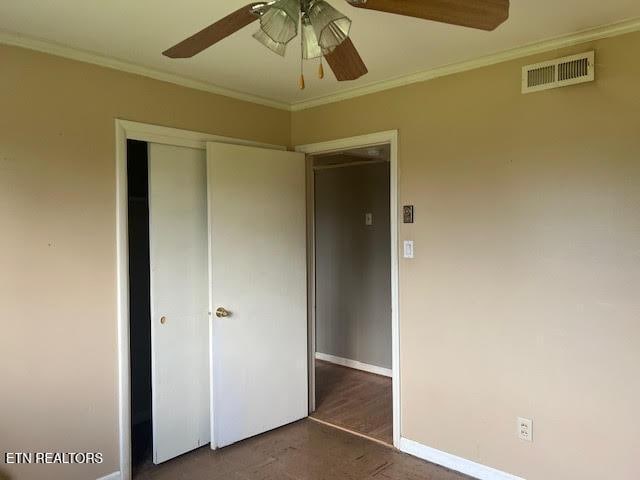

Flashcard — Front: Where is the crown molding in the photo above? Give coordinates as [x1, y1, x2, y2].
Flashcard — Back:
[290, 16, 640, 111]
[2, 16, 640, 113]
[0, 30, 290, 111]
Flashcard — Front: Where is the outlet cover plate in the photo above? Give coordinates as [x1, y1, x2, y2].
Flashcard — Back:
[518, 417, 532, 442]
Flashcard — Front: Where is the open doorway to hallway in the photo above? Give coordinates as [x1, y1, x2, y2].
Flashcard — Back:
[309, 144, 393, 445]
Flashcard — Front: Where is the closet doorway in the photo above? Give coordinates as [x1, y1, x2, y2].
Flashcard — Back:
[127, 139, 210, 477]
[117, 120, 309, 480]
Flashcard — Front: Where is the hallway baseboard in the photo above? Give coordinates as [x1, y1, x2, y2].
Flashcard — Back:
[315, 352, 392, 377]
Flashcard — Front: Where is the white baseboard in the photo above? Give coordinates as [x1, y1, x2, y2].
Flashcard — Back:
[399, 437, 525, 480]
[315, 352, 392, 377]
[97, 471, 121, 480]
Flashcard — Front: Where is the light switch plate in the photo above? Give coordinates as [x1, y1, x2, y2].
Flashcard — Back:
[365, 213, 373, 226]
[403, 240, 414, 259]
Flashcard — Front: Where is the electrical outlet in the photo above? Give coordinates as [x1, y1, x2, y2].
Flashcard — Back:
[518, 417, 532, 442]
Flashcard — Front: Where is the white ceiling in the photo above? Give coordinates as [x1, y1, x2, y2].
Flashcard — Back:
[1, 1, 639, 107]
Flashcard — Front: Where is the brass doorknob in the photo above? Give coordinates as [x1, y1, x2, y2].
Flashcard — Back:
[215, 307, 231, 318]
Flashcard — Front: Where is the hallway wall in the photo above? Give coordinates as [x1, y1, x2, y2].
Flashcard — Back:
[315, 160, 391, 369]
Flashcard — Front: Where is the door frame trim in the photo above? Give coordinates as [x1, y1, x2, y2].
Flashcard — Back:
[295, 130, 400, 448]
[115, 119, 285, 480]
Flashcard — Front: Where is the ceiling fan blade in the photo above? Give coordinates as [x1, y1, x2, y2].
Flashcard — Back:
[324, 38, 368, 81]
[163, 3, 262, 58]
[345, 0, 510, 31]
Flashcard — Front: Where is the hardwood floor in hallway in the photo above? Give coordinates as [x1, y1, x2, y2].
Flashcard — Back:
[133, 418, 472, 480]
[312, 359, 393, 444]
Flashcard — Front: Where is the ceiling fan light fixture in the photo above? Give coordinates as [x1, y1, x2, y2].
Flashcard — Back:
[163, 0, 510, 90]
[253, 28, 288, 56]
[301, 17, 324, 59]
[259, 0, 300, 45]
[307, 0, 351, 51]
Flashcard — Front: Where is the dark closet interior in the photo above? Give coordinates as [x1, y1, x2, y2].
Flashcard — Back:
[127, 139, 152, 474]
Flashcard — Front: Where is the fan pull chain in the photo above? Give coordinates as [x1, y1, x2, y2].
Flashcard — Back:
[318, 59, 324, 80]
[299, 13, 305, 90]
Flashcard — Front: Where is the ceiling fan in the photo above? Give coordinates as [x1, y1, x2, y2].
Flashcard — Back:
[163, 0, 510, 89]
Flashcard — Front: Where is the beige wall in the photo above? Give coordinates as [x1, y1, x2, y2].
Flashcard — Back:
[293, 32, 640, 480]
[0, 44, 289, 480]
[2, 29, 640, 480]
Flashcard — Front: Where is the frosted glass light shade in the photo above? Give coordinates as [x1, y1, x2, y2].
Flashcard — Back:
[307, 1, 351, 50]
[253, 28, 287, 56]
[301, 19, 323, 59]
[259, 0, 300, 45]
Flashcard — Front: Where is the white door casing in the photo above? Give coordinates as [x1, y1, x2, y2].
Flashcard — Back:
[148, 143, 210, 463]
[207, 142, 307, 448]
[295, 130, 400, 448]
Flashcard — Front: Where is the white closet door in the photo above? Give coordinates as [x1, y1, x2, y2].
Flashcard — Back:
[207, 142, 307, 448]
[148, 143, 210, 464]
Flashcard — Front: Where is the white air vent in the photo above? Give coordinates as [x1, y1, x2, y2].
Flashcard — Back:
[522, 51, 594, 94]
